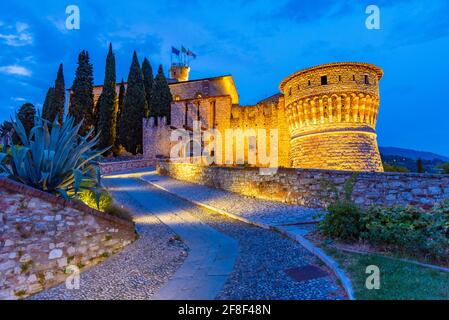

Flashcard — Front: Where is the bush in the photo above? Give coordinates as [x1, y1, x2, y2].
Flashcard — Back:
[320, 200, 363, 240]
[319, 174, 362, 240]
[77, 189, 113, 211]
[361, 205, 449, 260]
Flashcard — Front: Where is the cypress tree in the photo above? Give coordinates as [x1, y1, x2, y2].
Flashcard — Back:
[119, 51, 147, 154]
[417, 158, 425, 173]
[142, 57, 153, 118]
[114, 79, 126, 152]
[152, 64, 172, 124]
[68, 50, 94, 135]
[97, 43, 117, 154]
[14, 102, 36, 144]
[42, 86, 54, 122]
[50, 63, 65, 124]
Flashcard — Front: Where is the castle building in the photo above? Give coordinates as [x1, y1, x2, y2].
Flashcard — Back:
[86, 61, 384, 172]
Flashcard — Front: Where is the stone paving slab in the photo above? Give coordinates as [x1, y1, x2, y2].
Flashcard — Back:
[138, 171, 324, 227]
[103, 176, 238, 300]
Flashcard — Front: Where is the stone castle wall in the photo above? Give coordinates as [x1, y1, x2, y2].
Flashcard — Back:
[0, 178, 135, 300]
[157, 160, 449, 209]
[280, 62, 384, 172]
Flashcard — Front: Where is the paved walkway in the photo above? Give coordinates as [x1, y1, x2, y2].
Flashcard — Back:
[103, 170, 344, 299]
[104, 176, 238, 300]
[137, 170, 324, 227]
[34, 169, 345, 300]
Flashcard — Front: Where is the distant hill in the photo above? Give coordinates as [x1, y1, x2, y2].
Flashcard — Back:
[379, 147, 449, 162]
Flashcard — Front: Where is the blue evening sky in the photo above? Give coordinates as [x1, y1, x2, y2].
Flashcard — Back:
[1, 1, 448, 155]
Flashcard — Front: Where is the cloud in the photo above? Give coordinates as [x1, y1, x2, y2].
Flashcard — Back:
[12, 97, 26, 102]
[0, 21, 33, 46]
[0, 65, 32, 76]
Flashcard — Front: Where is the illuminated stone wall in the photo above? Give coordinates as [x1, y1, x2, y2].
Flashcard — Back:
[140, 62, 386, 172]
[157, 161, 449, 209]
[280, 62, 384, 172]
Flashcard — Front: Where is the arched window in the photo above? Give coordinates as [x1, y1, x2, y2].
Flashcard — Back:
[174, 95, 181, 101]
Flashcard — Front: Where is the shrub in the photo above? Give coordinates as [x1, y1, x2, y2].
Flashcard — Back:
[319, 174, 362, 240]
[0, 114, 109, 200]
[77, 189, 113, 211]
[361, 205, 449, 260]
[320, 200, 363, 240]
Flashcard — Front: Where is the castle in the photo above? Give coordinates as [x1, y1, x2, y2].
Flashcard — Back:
[89, 61, 384, 172]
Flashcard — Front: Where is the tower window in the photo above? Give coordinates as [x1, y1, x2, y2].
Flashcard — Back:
[338, 75, 341, 82]
[321, 75, 328, 85]
[308, 80, 311, 86]
[353, 75, 356, 81]
[288, 87, 292, 96]
[364, 75, 370, 84]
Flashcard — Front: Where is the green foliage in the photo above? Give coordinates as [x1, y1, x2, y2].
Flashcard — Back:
[437, 162, 449, 174]
[97, 44, 117, 155]
[119, 51, 147, 154]
[320, 201, 363, 240]
[69, 50, 94, 136]
[361, 205, 449, 260]
[319, 174, 362, 240]
[44, 64, 65, 124]
[383, 163, 410, 172]
[417, 158, 425, 173]
[17, 103, 36, 138]
[113, 79, 126, 155]
[42, 87, 54, 124]
[152, 64, 172, 124]
[319, 173, 449, 260]
[77, 189, 112, 210]
[0, 120, 15, 148]
[0, 114, 109, 199]
[142, 57, 153, 118]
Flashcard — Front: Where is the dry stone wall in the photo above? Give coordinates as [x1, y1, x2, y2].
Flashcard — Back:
[0, 178, 136, 300]
[157, 160, 449, 209]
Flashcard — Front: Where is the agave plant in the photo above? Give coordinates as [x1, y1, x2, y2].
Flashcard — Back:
[0, 113, 109, 200]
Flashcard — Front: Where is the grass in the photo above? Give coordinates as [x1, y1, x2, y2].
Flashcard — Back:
[325, 246, 449, 300]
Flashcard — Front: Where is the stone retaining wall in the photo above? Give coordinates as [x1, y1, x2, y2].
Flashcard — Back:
[0, 178, 136, 300]
[157, 161, 449, 209]
[98, 159, 154, 174]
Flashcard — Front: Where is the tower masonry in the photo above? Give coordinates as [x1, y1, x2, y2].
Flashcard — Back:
[280, 62, 384, 172]
[170, 64, 190, 82]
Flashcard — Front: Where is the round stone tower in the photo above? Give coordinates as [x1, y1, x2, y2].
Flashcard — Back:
[279, 62, 384, 172]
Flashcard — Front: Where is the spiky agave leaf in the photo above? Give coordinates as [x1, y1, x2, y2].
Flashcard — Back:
[0, 114, 106, 197]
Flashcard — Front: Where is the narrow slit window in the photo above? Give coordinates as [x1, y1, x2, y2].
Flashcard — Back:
[364, 75, 369, 84]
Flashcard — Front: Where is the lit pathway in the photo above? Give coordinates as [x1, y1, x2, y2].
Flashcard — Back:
[101, 170, 344, 300]
[103, 176, 238, 300]
[138, 169, 324, 227]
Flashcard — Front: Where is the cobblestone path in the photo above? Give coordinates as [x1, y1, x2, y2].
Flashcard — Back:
[34, 171, 344, 300]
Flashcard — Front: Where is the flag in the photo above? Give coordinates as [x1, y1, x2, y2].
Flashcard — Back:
[171, 46, 180, 56]
[186, 49, 197, 59]
[181, 46, 187, 53]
